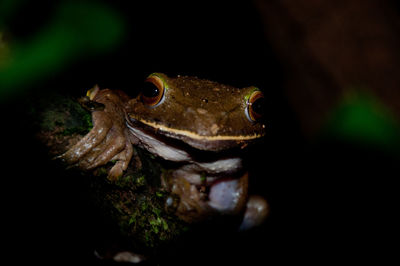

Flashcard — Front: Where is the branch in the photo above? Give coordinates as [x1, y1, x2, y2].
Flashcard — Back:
[33, 93, 188, 257]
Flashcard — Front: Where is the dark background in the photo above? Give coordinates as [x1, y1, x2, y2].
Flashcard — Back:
[1, 0, 397, 265]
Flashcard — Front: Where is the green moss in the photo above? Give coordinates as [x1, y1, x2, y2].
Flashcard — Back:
[110, 177, 186, 248]
[95, 166, 109, 177]
[152, 207, 162, 217]
[32, 93, 93, 136]
[61, 99, 93, 135]
[135, 175, 146, 187]
[86, 147, 188, 250]
[114, 173, 147, 190]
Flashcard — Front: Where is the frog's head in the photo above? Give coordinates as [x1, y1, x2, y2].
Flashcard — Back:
[127, 73, 266, 152]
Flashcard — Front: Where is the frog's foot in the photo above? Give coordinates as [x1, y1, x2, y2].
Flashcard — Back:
[57, 88, 133, 180]
[57, 110, 113, 164]
[164, 172, 250, 223]
[172, 171, 268, 230]
[239, 195, 269, 231]
[94, 249, 145, 264]
[76, 128, 133, 180]
[165, 175, 213, 223]
[113, 251, 145, 264]
[107, 131, 134, 180]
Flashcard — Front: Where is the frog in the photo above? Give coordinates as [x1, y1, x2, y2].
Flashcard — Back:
[59, 73, 269, 230]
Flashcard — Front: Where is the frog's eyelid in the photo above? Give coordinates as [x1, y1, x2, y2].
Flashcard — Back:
[244, 105, 254, 123]
[156, 80, 167, 106]
[244, 90, 264, 123]
[154, 75, 168, 106]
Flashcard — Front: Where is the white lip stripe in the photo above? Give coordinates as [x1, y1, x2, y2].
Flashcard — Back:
[129, 116, 265, 141]
[127, 123, 191, 162]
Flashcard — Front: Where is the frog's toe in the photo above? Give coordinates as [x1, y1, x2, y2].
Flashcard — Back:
[108, 162, 124, 180]
[75, 139, 110, 169]
[87, 134, 126, 170]
[239, 195, 269, 231]
[108, 139, 134, 180]
[58, 111, 112, 164]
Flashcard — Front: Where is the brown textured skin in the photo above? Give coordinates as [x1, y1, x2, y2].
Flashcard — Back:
[127, 73, 265, 140]
[163, 172, 249, 223]
[127, 117, 260, 152]
[58, 89, 133, 180]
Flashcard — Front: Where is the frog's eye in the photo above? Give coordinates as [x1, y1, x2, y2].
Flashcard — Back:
[140, 75, 166, 107]
[245, 90, 265, 123]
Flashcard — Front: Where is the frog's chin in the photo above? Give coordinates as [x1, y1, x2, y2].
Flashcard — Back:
[126, 121, 192, 162]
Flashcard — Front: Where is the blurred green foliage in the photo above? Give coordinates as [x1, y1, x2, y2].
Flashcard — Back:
[0, 32, 8, 67]
[324, 91, 400, 152]
[0, 0, 26, 25]
[0, 1, 125, 99]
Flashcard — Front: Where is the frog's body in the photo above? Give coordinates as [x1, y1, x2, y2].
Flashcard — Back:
[60, 73, 268, 230]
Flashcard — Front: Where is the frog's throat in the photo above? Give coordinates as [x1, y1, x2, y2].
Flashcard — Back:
[128, 116, 265, 142]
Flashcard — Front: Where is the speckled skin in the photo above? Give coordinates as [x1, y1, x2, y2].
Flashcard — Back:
[60, 89, 134, 178]
[59, 74, 268, 228]
[127, 74, 265, 140]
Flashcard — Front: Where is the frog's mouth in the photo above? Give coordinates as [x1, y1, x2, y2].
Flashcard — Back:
[127, 116, 263, 152]
[127, 118, 250, 164]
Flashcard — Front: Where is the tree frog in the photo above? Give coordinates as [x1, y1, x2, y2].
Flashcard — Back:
[59, 73, 268, 230]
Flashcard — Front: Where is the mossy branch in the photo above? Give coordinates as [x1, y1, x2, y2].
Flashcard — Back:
[33, 93, 188, 255]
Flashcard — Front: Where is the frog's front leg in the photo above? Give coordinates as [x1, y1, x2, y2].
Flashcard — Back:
[59, 110, 113, 163]
[58, 88, 133, 180]
[103, 128, 134, 178]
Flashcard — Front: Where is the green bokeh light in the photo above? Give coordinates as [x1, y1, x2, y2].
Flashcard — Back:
[323, 91, 400, 152]
[0, 1, 125, 98]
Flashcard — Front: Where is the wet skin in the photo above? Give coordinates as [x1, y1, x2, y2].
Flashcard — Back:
[59, 73, 269, 230]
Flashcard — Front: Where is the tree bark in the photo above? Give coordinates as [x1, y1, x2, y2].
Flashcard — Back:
[255, 0, 400, 137]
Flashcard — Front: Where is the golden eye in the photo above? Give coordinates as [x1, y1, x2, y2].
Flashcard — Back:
[245, 90, 265, 122]
[140, 75, 165, 107]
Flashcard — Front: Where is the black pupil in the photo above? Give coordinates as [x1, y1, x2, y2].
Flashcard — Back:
[252, 97, 265, 116]
[142, 82, 160, 98]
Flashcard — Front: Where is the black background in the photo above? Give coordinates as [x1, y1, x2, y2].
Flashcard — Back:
[1, 0, 397, 265]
